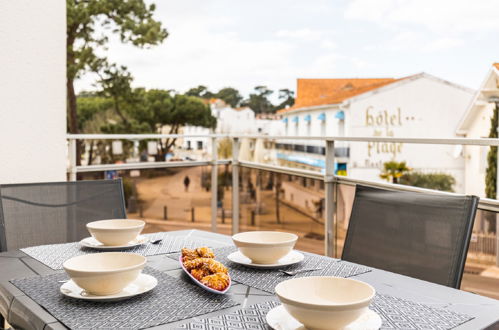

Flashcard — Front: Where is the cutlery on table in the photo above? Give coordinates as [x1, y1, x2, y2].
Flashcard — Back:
[280, 268, 323, 276]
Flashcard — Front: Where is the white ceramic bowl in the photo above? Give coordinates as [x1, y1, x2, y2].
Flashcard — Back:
[86, 219, 145, 246]
[275, 276, 375, 330]
[232, 231, 298, 264]
[63, 252, 146, 296]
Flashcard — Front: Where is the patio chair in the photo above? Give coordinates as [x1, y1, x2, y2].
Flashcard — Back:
[342, 184, 479, 289]
[0, 179, 127, 252]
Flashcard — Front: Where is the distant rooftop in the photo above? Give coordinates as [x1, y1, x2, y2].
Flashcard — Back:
[278, 77, 406, 114]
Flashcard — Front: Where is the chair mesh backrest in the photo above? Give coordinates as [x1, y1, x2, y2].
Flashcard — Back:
[342, 185, 479, 288]
[0, 179, 126, 251]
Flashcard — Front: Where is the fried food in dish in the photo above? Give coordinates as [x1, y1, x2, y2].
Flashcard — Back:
[204, 258, 228, 274]
[190, 268, 210, 281]
[196, 247, 215, 258]
[181, 248, 200, 262]
[183, 257, 213, 271]
[181, 246, 230, 291]
[201, 273, 230, 291]
[182, 247, 215, 261]
[183, 257, 227, 274]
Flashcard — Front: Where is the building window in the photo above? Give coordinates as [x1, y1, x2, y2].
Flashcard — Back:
[197, 141, 203, 150]
[187, 141, 192, 150]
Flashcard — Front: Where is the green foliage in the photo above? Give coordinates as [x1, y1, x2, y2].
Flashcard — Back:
[276, 88, 295, 110]
[96, 64, 135, 125]
[242, 86, 275, 114]
[77, 88, 216, 161]
[185, 85, 213, 99]
[217, 138, 233, 159]
[132, 89, 216, 132]
[485, 102, 499, 233]
[216, 87, 243, 108]
[67, 0, 168, 166]
[379, 161, 411, 183]
[66, 0, 168, 81]
[184, 85, 294, 112]
[185, 86, 242, 108]
[485, 103, 498, 199]
[399, 172, 455, 192]
[76, 95, 114, 131]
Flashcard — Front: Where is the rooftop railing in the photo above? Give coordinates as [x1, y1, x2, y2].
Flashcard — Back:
[67, 134, 499, 264]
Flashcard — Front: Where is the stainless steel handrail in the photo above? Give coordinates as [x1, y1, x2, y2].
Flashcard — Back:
[67, 134, 499, 146]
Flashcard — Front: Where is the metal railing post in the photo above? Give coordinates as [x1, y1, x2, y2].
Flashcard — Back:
[211, 136, 218, 233]
[325, 139, 336, 257]
[232, 137, 240, 234]
[69, 138, 77, 181]
[496, 128, 499, 267]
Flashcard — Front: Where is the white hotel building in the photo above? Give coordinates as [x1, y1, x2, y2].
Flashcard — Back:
[457, 63, 499, 197]
[276, 73, 475, 193]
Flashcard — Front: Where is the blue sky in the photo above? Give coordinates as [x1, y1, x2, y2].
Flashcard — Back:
[76, 0, 499, 101]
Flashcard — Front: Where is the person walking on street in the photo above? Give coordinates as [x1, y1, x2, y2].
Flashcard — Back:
[184, 176, 191, 192]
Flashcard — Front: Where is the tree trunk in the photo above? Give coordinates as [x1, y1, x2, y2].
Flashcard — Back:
[67, 77, 81, 166]
[88, 140, 95, 165]
[113, 97, 128, 124]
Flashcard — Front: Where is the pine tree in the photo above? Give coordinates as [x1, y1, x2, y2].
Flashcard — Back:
[485, 103, 498, 199]
[484, 102, 498, 233]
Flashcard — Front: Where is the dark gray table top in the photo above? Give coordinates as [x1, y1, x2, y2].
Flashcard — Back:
[1, 229, 498, 330]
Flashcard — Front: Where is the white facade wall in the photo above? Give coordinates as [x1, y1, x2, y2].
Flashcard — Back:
[183, 104, 284, 159]
[461, 103, 493, 197]
[215, 107, 255, 134]
[280, 75, 474, 192]
[347, 75, 473, 192]
[283, 107, 343, 140]
[0, 0, 67, 184]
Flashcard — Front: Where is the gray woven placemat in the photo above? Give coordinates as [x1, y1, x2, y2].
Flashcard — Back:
[10, 266, 239, 330]
[21, 232, 230, 270]
[171, 246, 372, 293]
[177, 294, 474, 330]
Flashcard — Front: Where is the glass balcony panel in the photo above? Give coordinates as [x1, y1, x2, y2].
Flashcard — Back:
[239, 168, 325, 254]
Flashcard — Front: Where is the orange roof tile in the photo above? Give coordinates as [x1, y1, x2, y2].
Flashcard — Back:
[278, 77, 402, 114]
[493, 63, 499, 70]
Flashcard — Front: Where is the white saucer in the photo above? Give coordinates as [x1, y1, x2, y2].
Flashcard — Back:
[60, 273, 157, 301]
[227, 250, 304, 269]
[79, 235, 149, 250]
[266, 305, 382, 330]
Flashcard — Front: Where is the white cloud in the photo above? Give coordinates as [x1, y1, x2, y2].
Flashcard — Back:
[345, 0, 499, 33]
[72, 0, 499, 97]
[275, 28, 325, 41]
[75, 3, 345, 98]
[320, 40, 336, 50]
[422, 37, 464, 52]
[364, 30, 463, 53]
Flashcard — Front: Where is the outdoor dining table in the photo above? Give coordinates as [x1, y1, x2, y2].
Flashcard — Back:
[0, 229, 498, 330]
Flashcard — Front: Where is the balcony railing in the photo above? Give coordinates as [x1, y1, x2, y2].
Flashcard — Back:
[67, 134, 499, 264]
